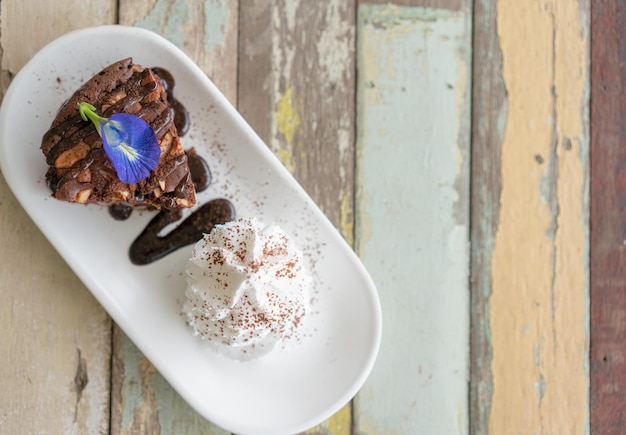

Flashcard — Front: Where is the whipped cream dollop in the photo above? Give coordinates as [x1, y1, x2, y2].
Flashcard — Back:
[182, 217, 310, 360]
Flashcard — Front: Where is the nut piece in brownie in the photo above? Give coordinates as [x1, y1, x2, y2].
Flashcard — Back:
[41, 58, 196, 210]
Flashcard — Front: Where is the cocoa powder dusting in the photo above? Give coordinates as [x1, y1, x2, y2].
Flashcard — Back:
[183, 218, 310, 359]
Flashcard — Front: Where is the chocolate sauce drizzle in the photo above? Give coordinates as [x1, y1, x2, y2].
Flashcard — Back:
[151, 67, 190, 136]
[185, 149, 212, 192]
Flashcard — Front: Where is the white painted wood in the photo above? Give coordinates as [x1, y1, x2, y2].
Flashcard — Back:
[354, 5, 471, 433]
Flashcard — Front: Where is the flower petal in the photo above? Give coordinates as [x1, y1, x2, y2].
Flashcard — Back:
[101, 113, 161, 184]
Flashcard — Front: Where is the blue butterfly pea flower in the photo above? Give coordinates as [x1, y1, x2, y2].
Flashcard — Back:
[78, 102, 160, 184]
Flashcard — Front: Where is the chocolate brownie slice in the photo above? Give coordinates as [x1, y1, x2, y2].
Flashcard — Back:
[41, 58, 196, 210]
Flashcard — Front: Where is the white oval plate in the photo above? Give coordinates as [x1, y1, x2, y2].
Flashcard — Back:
[0, 26, 381, 434]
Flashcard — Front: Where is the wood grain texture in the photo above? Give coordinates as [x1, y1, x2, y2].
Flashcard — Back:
[112, 1, 237, 433]
[488, 0, 589, 433]
[469, 0, 505, 433]
[590, 0, 626, 432]
[354, 4, 471, 433]
[0, 1, 116, 433]
[238, 2, 357, 432]
[0, 1, 600, 433]
[238, 0, 357, 247]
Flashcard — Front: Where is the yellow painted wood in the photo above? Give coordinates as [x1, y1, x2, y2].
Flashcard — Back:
[489, 0, 589, 433]
[306, 404, 352, 434]
[0, 1, 116, 433]
[274, 85, 300, 173]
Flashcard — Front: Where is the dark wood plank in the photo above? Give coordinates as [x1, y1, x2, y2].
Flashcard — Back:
[591, 0, 626, 432]
[469, 0, 505, 433]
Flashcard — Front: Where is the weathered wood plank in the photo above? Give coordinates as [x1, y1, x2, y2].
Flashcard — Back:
[238, 0, 356, 246]
[590, 0, 626, 431]
[469, 0, 505, 432]
[353, 4, 471, 433]
[487, 0, 589, 433]
[238, 2, 357, 431]
[237, 1, 272, 153]
[0, 1, 116, 433]
[112, 1, 237, 433]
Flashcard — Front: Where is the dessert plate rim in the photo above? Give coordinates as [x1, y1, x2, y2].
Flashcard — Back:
[0, 25, 382, 434]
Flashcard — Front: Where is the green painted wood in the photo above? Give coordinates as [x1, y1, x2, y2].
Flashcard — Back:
[354, 4, 471, 433]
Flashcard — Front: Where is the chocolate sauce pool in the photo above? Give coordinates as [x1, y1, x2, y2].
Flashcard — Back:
[129, 198, 235, 265]
[106, 66, 234, 264]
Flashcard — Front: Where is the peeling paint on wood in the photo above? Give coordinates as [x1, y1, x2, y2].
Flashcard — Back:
[238, 2, 357, 431]
[239, 0, 356, 245]
[275, 85, 300, 172]
[361, 0, 467, 12]
[469, 0, 507, 432]
[488, 0, 589, 433]
[354, 4, 471, 433]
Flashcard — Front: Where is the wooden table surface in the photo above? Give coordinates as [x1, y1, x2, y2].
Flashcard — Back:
[0, 0, 622, 434]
